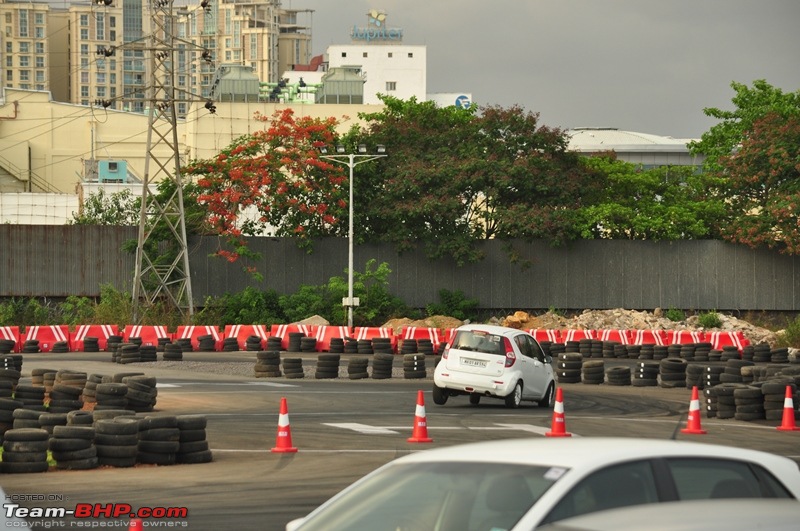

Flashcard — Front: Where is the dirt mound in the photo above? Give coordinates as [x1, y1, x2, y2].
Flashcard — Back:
[382, 315, 464, 334]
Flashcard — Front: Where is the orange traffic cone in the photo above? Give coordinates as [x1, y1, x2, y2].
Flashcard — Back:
[271, 396, 298, 453]
[680, 386, 707, 435]
[545, 387, 572, 437]
[407, 390, 433, 443]
[776, 385, 800, 431]
[129, 519, 143, 531]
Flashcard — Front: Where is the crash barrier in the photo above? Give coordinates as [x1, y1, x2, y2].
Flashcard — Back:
[0, 326, 21, 353]
[21, 325, 70, 353]
[174, 325, 222, 351]
[23, 326, 750, 355]
[70, 324, 119, 351]
[123, 325, 172, 348]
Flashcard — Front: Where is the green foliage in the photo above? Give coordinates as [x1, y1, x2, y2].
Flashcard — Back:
[69, 188, 139, 226]
[92, 284, 133, 327]
[278, 260, 407, 326]
[59, 296, 96, 325]
[426, 289, 479, 322]
[665, 308, 685, 322]
[776, 316, 800, 348]
[0, 298, 52, 326]
[697, 310, 722, 329]
[195, 287, 285, 325]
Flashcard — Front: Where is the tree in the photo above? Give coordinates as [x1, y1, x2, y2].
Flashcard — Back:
[576, 154, 727, 240]
[183, 108, 349, 265]
[717, 112, 800, 253]
[69, 188, 139, 225]
[357, 97, 599, 264]
[689, 80, 800, 173]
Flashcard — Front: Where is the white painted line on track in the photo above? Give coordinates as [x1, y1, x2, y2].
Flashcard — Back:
[323, 423, 400, 435]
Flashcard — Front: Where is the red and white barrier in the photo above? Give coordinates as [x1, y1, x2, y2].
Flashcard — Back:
[70, 324, 119, 351]
[665, 330, 706, 345]
[22, 325, 69, 353]
[629, 329, 667, 346]
[0, 326, 21, 353]
[269, 324, 316, 350]
[595, 329, 630, 344]
[354, 326, 397, 352]
[223, 324, 270, 350]
[123, 325, 172, 347]
[175, 325, 221, 351]
[400, 326, 441, 352]
[529, 329, 562, 343]
[313, 325, 351, 352]
[707, 331, 749, 351]
[561, 329, 595, 343]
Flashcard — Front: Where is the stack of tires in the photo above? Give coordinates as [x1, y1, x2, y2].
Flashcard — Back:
[176, 338, 194, 352]
[685, 364, 706, 389]
[137, 416, 179, 466]
[122, 375, 158, 412]
[733, 385, 765, 421]
[116, 343, 141, 364]
[266, 336, 283, 352]
[300, 337, 317, 352]
[81, 337, 99, 352]
[658, 358, 687, 388]
[287, 333, 304, 352]
[762, 380, 797, 422]
[712, 383, 746, 419]
[139, 345, 157, 362]
[555, 352, 582, 384]
[254, 351, 282, 378]
[177, 415, 213, 464]
[196, 335, 215, 351]
[12, 409, 41, 429]
[314, 354, 340, 379]
[347, 357, 369, 380]
[417, 339, 435, 356]
[222, 337, 240, 352]
[94, 382, 128, 411]
[163, 342, 183, 361]
[605, 366, 631, 386]
[371, 353, 394, 380]
[245, 335, 262, 351]
[372, 337, 394, 355]
[49, 425, 98, 470]
[281, 358, 304, 379]
[581, 360, 604, 385]
[403, 354, 426, 379]
[0, 339, 15, 354]
[13, 384, 45, 409]
[51, 341, 70, 353]
[399, 339, 418, 355]
[1, 428, 50, 473]
[328, 338, 345, 354]
[38, 412, 68, 434]
[95, 416, 139, 468]
[48, 384, 84, 413]
[21, 340, 40, 353]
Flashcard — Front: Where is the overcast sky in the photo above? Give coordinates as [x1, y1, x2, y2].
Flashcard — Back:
[284, 0, 800, 139]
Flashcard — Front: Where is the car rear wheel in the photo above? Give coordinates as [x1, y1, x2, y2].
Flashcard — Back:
[538, 382, 555, 408]
[432, 384, 448, 405]
[504, 381, 522, 408]
[469, 393, 481, 406]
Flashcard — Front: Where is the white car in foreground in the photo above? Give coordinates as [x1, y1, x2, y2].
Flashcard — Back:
[433, 324, 555, 408]
[285, 437, 800, 531]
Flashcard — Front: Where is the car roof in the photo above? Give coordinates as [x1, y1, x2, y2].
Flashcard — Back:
[392, 437, 797, 471]
[456, 324, 526, 336]
[537, 499, 800, 531]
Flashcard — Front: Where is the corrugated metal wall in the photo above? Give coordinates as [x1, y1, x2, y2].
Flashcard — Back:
[1, 226, 797, 310]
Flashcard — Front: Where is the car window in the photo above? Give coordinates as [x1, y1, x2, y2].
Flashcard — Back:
[454, 331, 503, 355]
[540, 460, 659, 524]
[296, 461, 561, 531]
[515, 335, 533, 358]
[530, 337, 546, 362]
[666, 458, 793, 500]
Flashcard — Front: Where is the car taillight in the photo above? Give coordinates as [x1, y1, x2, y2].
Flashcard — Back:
[503, 338, 516, 367]
[443, 344, 450, 359]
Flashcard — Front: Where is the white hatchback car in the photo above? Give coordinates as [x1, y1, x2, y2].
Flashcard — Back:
[433, 324, 555, 408]
[285, 437, 800, 531]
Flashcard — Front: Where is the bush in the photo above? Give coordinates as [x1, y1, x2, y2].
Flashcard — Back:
[92, 284, 133, 327]
[776, 315, 800, 348]
[697, 310, 722, 329]
[196, 287, 285, 325]
[665, 308, 685, 322]
[426, 289, 479, 322]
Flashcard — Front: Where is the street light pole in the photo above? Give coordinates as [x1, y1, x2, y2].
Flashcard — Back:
[319, 145, 387, 329]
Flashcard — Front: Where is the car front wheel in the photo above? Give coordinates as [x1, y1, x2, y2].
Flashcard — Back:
[504, 381, 523, 408]
[432, 384, 448, 405]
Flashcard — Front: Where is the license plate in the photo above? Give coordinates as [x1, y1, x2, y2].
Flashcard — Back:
[461, 358, 486, 368]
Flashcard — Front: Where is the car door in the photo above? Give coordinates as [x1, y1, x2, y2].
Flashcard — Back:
[514, 333, 548, 398]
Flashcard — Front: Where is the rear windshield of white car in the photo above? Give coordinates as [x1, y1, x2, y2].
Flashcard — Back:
[452, 330, 505, 355]
[296, 461, 563, 531]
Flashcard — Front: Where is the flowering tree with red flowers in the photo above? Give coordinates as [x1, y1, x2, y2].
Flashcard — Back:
[183, 109, 349, 267]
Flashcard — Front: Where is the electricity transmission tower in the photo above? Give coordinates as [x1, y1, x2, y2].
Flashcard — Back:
[131, 0, 214, 322]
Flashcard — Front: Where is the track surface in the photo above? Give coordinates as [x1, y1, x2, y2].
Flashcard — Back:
[3, 352, 799, 531]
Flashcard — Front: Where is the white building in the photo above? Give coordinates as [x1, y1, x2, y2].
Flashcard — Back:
[567, 128, 703, 168]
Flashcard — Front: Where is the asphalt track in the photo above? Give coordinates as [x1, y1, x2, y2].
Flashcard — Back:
[3, 352, 800, 531]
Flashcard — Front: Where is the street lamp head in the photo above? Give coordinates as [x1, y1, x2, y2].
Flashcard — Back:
[376, 144, 387, 154]
[357, 144, 368, 154]
[335, 145, 346, 154]
[318, 146, 329, 155]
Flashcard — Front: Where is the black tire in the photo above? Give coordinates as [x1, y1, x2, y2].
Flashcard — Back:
[138, 440, 180, 453]
[1, 460, 49, 473]
[538, 383, 555, 408]
[139, 428, 180, 441]
[432, 384, 448, 405]
[55, 457, 99, 470]
[51, 446, 97, 462]
[1, 450, 48, 463]
[469, 393, 481, 406]
[505, 381, 523, 408]
[94, 433, 139, 446]
[178, 429, 207, 442]
[49, 438, 93, 452]
[95, 444, 139, 458]
[137, 451, 176, 465]
[176, 449, 213, 464]
[178, 440, 209, 454]
[98, 456, 137, 468]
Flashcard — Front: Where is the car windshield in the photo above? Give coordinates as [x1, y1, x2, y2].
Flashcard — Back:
[295, 461, 564, 531]
[453, 330, 505, 355]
